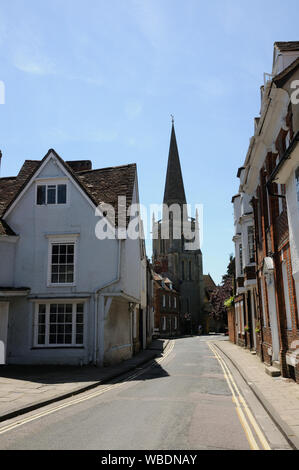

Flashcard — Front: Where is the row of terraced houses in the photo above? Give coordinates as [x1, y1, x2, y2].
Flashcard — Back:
[230, 41, 299, 382]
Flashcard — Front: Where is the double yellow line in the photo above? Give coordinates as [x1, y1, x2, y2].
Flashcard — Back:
[0, 340, 175, 437]
[208, 342, 271, 450]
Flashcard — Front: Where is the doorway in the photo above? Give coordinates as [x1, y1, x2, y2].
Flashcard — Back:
[266, 277, 280, 362]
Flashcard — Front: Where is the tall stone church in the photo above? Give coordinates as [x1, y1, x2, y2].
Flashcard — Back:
[152, 122, 205, 334]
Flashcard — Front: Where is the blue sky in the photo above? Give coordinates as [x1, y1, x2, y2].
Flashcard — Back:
[0, 0, 298, 284]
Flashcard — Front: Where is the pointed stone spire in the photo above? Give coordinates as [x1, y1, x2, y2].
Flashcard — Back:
[163, 120, 187, 207]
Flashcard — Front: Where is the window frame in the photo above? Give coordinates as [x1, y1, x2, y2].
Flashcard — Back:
[239, 243, 243, 275]
[247, 226, 255, 264]
[33, 300, 86, 348]
[35, 178, 69, 207]
[47, 235, 79, 287]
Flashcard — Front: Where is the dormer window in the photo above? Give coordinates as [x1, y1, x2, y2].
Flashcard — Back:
[37, 183, 67, 205]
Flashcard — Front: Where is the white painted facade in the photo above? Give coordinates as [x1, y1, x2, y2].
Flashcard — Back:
[232, 43, 299, 364]
[0, 151, 148, 366]
[232, 186, 257, 347]
[275, 140, 299, 323]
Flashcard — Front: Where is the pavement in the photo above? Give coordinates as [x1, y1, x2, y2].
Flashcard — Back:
[213, 338, 299, 450]
[0, 338, 169, 423]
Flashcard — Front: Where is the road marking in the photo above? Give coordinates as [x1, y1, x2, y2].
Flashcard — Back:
[0, 341, 175, 436]
[208, 343, 259, 450]
[211, 343, 271, 451]
[208, 342, 271, 451]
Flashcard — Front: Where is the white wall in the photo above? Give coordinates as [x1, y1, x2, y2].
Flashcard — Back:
[286, 169, 299, 281]
[2, 153, 142, 365]
[5, 158, 119, 295]
[0, 241, 16, 286]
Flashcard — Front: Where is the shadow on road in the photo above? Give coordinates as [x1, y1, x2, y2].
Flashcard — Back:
[0, 354, 170, 386]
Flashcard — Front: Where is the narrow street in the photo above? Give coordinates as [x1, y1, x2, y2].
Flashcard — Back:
[0, 337, 291, 450]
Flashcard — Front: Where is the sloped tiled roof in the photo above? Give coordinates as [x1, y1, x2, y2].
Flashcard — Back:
[203, 274, 216, 292]
[152, 272, 163, 281]
[152, 271, 178, 293]
[17, 160, 41, 183]
[0, 150, 137, 232]
[274, 41, 299, 52]
[0, 161, 41, 220]
[76, 164, 136, 226]
[0, 177, 18, 217]
[274, 57, 299, 87]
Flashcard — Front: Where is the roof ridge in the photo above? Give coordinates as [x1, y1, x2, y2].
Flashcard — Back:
[77, 163, 137, 174]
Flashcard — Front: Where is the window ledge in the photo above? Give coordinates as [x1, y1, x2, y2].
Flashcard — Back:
[31, 347, 85, 350]
[47, 284, 76, 288]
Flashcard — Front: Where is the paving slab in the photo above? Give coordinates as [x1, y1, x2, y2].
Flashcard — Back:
[0, 339, 169, 422]
[214, 339, 299, 450]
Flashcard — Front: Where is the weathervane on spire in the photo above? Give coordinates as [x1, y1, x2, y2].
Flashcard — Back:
[171, 114, 174, 125]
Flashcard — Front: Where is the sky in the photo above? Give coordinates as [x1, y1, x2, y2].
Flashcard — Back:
[0, 0, 298, 284]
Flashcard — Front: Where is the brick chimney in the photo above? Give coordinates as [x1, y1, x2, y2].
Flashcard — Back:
[66, 160, 92, 172]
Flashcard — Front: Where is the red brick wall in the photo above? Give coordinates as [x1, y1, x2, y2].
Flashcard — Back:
[227, 306, 236, 344]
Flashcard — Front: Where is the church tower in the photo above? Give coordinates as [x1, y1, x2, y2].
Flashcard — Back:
[152, 120, 204, 334]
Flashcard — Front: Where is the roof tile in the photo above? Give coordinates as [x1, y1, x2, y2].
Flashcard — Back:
[0, 153, 136, 232]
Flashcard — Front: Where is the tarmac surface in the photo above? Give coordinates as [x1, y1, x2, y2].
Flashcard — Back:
[0, 336, 292, 450]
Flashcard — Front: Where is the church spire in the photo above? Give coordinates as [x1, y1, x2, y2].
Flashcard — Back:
[163, 119, 187, 207]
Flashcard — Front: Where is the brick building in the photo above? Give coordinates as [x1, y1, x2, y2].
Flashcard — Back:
[232, 189, 257, 350]
[230, 42, 299, 381]
[153, 272, 180, 337]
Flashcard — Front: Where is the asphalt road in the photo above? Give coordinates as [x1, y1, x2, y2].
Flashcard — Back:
[0, 336, 292, 450]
